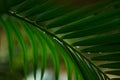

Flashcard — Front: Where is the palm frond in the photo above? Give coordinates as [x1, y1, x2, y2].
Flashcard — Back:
[0, 0, 120, 80]
[0, 15, 109, 80]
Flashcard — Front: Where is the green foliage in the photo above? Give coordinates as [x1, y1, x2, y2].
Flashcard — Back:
[0, 0, 120, 80]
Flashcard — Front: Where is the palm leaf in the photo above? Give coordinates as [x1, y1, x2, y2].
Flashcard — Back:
[0, 0, 120, 80]
[1, 16, 110, 80]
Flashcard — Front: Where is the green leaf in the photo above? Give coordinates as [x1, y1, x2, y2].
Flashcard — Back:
[0, 17, 13, 70]
[0, 0, 9, 15]
[105, 70, 120, 76]
[92, 53, 120, 61]
[36, 6, 67, 22]
[17, 19, 39, 80]
[55, 8, 120, 34]
[111, 78, 120, 80]
[72, 33, 120, 46]
[8, 0, 24, 7]
[15, 0, 46, 13]
[50, 32, 109, 80]
[82, 45, 120, 52]
[1, 0, 119, 80]
[62, 18, 120, 39]
[99, 62, 120, 69]
[46, 36, 60, 80]
[33, 30, 60, 80]
[23, 0, 55, 17]
[55, 40, 73, 80]
[33, 29, 48, 80]
[7, 17, 28, 79]
[46, 0, 119, 28]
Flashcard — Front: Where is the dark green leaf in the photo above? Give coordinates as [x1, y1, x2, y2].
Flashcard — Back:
[82, 45, 120, 52]
[15, 0, 47, 13]
[36, 6, 68, 22]
[24, 0, 55, 17]
[62, 18, 120, 39]
[99, 62, 120, 69]
[111, 78, 120, 80]
[92, 53, 120, 61]
[46, 0, 119, 28]
[72, 33, 120, 46]
[105, 70, 120, 76]
[55, 8, 120, 34]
